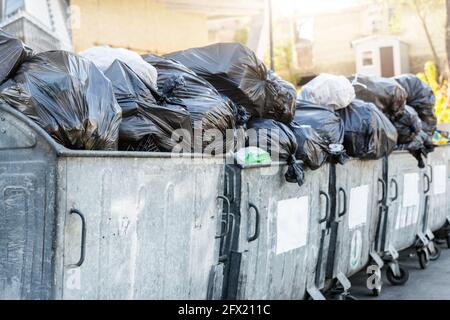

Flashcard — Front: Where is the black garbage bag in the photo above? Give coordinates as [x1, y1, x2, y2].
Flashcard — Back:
[338, 99, 398, 160]
[0, 30, 33, 85]
[294, 99, 348, 165]
[246, 119, 305, 186]
[393, 106, 422, 145]
[394, 74, 437, 136]
[142, 54, 236, 154]
[350, 74, 407, 121]
[397, 130, 436, 169]
[289, 122, 329, 170]
[104, 60, 192, 152]
[0, 51, 122, 150]
[165, 43, 297, 124]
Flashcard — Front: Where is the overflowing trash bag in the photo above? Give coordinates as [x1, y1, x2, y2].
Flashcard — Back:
[81, 46, 158, 90]
[0, 30, 33, 85]
[104, 60, 192, 152]
[299, 74, 355, 110]
[246, 119, 305, 186]
[294, 99, 348, 165]
[394, 74, 437, 136]
[0, 51, 122, 150]
[337, 99, 398, 160]
[165, 43, 297, 124]
[397, 130, 435, 169]
[289, 122, 330, 170]
[393, 106, 422, 145]
[350, 74, 407, 121]
[393, 106, 435, 168]
[142, 54, 236, 154]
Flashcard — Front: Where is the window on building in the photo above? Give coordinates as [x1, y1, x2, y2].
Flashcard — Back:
[2, 0, 24, 19]
[362, 51, 374, 66]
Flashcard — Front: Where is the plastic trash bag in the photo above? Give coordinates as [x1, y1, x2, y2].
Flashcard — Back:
[350, 74, 407, 121]
[165, 43, 297, 124]
[246, 119, 305, 186]
[299, 74, 355, 110]
[104, 60, 192, 152]
[338, 99, 398, 160]
[394, 74, 437, 136]
[294, 99, 348, 165]
[142, 54, 236, 154]
[81, 46, 158, 90]
[0, 51, 122, 150]
[0, 30, 33, 85]
[290, 122, 330, 170]
[397, 130, 436, 169]
[393, 106, 422, 145]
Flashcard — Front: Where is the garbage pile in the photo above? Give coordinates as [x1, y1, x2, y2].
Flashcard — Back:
[338, 99, 398, 160]
[0, 50, 122, 150]
[348, 73, 437, 168]
[0, 30, 441, 184]
[166, 43, 297, 124]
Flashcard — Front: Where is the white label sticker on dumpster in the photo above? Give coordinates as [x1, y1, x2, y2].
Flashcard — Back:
[348, 185, 369, 229]
[403, 173, 420, 208]
[395, 173, 420, 230]
[276, 197, 309, 255]
[433, 165, 447, 195]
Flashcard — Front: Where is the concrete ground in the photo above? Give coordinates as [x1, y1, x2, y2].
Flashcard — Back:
[349, 243, 450, 300]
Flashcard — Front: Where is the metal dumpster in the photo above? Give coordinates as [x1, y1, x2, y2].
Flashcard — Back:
[427, 144, 450, 233]
[380, 151, 437, 272]
[221, 162, 330, 300]
[323, 159, 384, 293]
[0, 103, 225, 300]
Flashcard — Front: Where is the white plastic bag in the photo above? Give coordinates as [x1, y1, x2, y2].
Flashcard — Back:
[81, 46, 158, 89]
[299, 74, 355, 110]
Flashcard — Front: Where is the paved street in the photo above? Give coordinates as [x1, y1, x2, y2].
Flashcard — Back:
[350, 243, 450, 300]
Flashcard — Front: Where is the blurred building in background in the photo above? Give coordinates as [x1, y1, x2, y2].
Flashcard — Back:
[0, 0, 72, 51]
[295, 0, 446, 79]
[70, 0, 267, 57]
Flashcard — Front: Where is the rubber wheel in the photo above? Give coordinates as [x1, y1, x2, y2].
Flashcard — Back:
[447, 234, 450, 249]
[430, 245, 442, 261]
[418, 251, 429, 270]
[386, 267, 410, 286]
[372, 288, 381, 297]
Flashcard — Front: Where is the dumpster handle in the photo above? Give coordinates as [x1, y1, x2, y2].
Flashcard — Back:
[428, 165, 433, 183]
[424, 173, 431, 194]
[319, 191, 330, 224]
[216, 195, 232, 239]
[378, 178, 387, 204]
[390, 179, 399, 202]
[338, 188, 347, 218]
[248, 203, 260, 242]
[68, 209, 86, 268]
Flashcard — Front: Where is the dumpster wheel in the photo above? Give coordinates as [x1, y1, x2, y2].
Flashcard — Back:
[447, 234, 450, 249]
[429, 245, 442, 261]
[386, 267, 409, 286]
[371, 288, 381, 297]
[418, 251, 429, 270]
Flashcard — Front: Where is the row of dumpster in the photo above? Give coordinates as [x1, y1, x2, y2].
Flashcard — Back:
[0, 102, 449, 300]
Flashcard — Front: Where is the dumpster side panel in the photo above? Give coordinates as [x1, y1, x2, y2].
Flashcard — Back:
[385, 152, 425, 252]
[332, 160, 383, 279]
[59, 157, 224, 300]
[0, 107, 57, 300]
[427, 146, 449, 232]
[233, 165, 329, 300]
